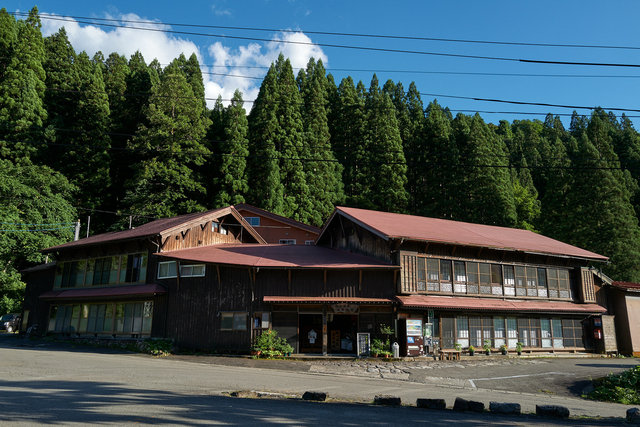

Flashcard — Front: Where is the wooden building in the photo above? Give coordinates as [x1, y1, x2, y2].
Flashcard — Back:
[605, 281, 640, 356]
[316, 207, 610, 355]
[234, 203, 320, 245]
[22, 204, 618, 356]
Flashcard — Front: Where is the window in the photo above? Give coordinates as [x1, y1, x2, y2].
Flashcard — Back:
[417, 258, 426, 291]
[469, 316, 493, 348]
[548, 268, 571, 299]
[244, 217, 260, 226]
[427, 258, 439, 291]
[92, 257, 112, 285]
[440, 260, 452, 292]
[506, 317, 518, 348]
[526, 267, 538, 297]
[305, 240, 315, 245]
[180, 264, 206, 277]
[552, 318, 564, 348]
[453, 261, 466, 293]
[540, 318, 552, 348]
[479, 263, 491, 294]
[503, 266, 515, 296]
[562, 318, 583, 347]
[537, 268, 548, 297]
[60, 262, 78, 288]
[221, 312, 247, 331]
[515, 266, 527, 296]
[213, 222, 228, 235]
[466, 262, 479, 294]
[491, 264, 503, 295]
[493, 317, 506, 348]
[456, 316, 469, 348]
[279, 239, 296, 245]
[158, 261, 178, 279]
[124, 253, 147, 283]
[518, 318, 541, 347]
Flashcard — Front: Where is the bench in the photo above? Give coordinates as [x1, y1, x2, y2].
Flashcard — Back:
[439, 349, 461, 361]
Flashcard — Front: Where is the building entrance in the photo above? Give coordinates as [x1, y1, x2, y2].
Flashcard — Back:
[299, 314, 323, 353]
[327, 314, 357, 354]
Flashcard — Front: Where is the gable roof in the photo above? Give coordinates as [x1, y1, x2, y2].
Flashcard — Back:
[320, 206, 608, 262]
[234, 203, 321, 234]
[611, 281, 640, 292]
[156, 244, 397, 269]
[45, 206, 265, 252]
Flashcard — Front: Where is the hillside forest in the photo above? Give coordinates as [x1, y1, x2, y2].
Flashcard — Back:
[3, 8, 640, 312]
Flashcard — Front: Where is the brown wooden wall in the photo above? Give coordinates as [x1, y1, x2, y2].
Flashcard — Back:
[236, 208, 318, 245]
[318, 216, 393, 263]
[157, 264, 396, 352]
[160, 219, 242, 252]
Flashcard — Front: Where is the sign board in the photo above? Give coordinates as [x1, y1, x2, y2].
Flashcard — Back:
[406, 319, 423, 336]
[331, 304, 359, 314]
[357, 333, 370, 357]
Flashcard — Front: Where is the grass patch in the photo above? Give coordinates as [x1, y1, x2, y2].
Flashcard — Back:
[584, 365, 640, 405]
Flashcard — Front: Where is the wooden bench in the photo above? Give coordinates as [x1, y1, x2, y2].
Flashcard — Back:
[439, 349, 461, 361]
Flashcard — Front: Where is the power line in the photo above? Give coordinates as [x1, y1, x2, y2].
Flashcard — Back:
[419, 92, 640, 113]
[0, 226, 75, 232]
[20, 13, 640, 68]
[75, 206, 158, 220]
[19, 12, 640, 52]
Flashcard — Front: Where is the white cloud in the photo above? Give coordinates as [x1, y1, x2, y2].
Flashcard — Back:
[205, 31, 328, 109]
[38, 14, 328, 111]
[40, 13, 203, 66]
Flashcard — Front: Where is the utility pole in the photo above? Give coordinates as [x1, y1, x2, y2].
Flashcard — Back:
[74, 219, 80, 241]
[86, 215, 91, 238]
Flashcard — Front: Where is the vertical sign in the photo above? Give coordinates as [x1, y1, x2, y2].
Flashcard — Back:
[357, 333, 370, 357]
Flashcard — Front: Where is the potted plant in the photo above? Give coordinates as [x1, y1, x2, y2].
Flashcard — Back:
[516, 342, 523, 356]
[483, 339, 491, 355]
[454, 342, 462, 352]
[500, 344, 508, 355]
[372, 338, 384, 357]
[468, 345, 475, 356]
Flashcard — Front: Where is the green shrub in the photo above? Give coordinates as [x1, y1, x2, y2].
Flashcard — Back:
[585, 365, 640, 405]
[252, 329, 293, 358]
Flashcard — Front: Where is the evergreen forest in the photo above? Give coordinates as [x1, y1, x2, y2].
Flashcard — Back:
[3, 8, 640, 312]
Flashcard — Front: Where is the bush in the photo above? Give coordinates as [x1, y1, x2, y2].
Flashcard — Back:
[586, 365, 640, 405]
[252, 329, 293, 358]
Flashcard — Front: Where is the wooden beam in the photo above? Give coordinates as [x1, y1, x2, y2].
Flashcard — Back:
[288, 270, 292, 292]
[216, 265, 221, 285]
[359, 270, 363, 292]
[200, 221, 209, 231]
[323, 269, 327, 292]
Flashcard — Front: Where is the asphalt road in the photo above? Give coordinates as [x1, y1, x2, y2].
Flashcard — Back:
[0, 334, 637, 425]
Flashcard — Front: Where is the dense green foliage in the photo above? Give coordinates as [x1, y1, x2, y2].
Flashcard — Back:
[586, 365, 640, 405]
[5, 8, 640, 313]
[252, 329, 294, 358]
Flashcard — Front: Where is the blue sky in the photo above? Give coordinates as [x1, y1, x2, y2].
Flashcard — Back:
[6, 1, 640, 127]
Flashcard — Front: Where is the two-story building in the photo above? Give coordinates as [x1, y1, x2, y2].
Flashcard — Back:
[22, 205, 613, 355]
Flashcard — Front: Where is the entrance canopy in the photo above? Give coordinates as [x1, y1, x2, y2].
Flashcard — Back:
[397, 294, 606, 314]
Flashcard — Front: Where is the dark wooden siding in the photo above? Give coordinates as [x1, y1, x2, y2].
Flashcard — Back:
[319, 215, 392, 263]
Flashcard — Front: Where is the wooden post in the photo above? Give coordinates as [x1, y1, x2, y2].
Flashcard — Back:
[323, 270, 327, 292]
[288, 270, 292, 292]
[358, 270, 363, 292]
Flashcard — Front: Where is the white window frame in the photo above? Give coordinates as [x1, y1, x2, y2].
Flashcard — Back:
[304, 240, 314, 245]
[244, 216, 260, 226]
[180, 264, 206, 277]
[279, 239, 296, 245]
[157, 261, 177, 279]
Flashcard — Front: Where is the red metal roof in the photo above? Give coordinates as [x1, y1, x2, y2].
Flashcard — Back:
[45, 207, 230, 251]
[612, 281, 640, 292]
[396, 294, 606, 313]
[264, 296, 393, 304]
[156, 244, 397, 269]
[39, 284, 166, 301]
[330, 206, 607, 261]
[234, 203, 321, 234]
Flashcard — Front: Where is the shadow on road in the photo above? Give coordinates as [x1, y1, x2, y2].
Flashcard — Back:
[0, 378, 610, 426]
[576, 363, 639, 369]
